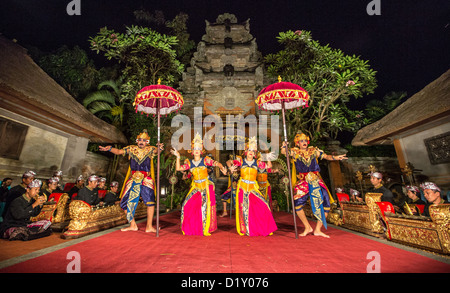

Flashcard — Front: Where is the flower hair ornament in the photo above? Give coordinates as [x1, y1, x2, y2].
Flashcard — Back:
[136, 129, 150, 143]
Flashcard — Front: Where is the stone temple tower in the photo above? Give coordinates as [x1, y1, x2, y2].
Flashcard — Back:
[179, 13, 273, 179]
[179, 13, 265, 120]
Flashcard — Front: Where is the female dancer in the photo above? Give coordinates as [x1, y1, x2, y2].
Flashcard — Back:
[229, 137, 277, 236]
[171, 133, 227, 236]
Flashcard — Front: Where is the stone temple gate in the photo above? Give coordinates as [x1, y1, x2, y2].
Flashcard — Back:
[179, 13, 276, 176]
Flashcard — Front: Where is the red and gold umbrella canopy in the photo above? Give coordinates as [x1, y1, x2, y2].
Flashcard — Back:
[132, 79, 184, 237]
[256, 76, 310, 239]
[255, 76, 309, 111]
[133, 79, 184, 116]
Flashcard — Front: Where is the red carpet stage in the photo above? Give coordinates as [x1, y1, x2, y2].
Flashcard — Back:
[1, 211, 449, 273]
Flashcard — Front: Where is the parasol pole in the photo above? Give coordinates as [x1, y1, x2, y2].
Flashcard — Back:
[156, 97, 161, 237]
[230, 141, 236, 219]
[281, 100, 299, 239]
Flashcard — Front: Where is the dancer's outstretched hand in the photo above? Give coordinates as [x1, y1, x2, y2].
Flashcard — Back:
[170, 148, 180, 158]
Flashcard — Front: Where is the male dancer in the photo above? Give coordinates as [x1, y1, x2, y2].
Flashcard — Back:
[281, 132, 347, 238]
[99, 130, 162, 232]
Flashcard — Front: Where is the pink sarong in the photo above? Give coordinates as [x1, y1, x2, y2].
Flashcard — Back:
[181, 184, 217, 236]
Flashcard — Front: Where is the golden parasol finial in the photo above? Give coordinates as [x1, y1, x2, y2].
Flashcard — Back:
[278, 76, 282, 83]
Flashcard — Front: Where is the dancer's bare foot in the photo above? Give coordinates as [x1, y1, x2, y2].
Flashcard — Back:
[313, 230, 330, 238]
[145, 226, 160, 233]
[219, 212, 228, 217]
[299, 226, 313, 236]
[121, 225, 138, 232]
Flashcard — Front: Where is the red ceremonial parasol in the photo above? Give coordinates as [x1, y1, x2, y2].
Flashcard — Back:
[134, 79, 184, 237]
[256, 76, 309, 239]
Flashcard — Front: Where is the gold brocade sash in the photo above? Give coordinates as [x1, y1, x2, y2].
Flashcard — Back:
[290, 162, 334, 205]
[235, 177, 260, 236]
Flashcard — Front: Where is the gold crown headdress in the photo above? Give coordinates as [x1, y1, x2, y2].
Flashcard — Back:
[245, 136, 258, 151]
[136, 129, 150, 141]
[294, 131, 310, 145]
[189, 132, 205, 153]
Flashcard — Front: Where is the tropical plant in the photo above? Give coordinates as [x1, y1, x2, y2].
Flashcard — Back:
[33, 45, 100, 102]
[89, 25, 184, 100]
[83, 78, 126, 129]
[364, 91, 407, 124]
[264, 30, 377, 142]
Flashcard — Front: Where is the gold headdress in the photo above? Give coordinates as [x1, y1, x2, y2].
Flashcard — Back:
[136, 129, 150, 141]
[189, 132, 205, 153]
[294, 131, 310, 145]
[245, 136, 258, 152]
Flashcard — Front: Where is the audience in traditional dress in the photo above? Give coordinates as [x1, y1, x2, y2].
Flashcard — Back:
[3, 171, 36, 218]
[40, 177, 59, 201]
[350, 188, 363, 202]
[68, 175, 85, 197]
[369, 172, 394, 204]
[103, 181, 120, 206]
[0, 179, 52, 241]
[0, 178, 12, 222]
[421, 182, 447, 217]
[75, 175, 103, 206]
[95, 177, 107, 192]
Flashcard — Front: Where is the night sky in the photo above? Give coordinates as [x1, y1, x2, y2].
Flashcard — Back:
[1, 0, 449, 109]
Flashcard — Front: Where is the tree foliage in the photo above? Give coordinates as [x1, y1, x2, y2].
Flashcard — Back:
[33, 45, 101, 102]
[83, 78, 126, 129]
[89, 24, 185, 101]
[264, 30, 378, 141]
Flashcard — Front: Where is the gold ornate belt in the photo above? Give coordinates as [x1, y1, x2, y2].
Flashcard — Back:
[131, 171, 148, 182]
[297, 171, 319, 182]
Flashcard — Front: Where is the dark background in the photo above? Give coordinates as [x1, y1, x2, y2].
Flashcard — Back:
[1, 0, 449, 109]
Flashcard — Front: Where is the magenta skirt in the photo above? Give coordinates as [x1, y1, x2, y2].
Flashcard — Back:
[180, 184, 217, 236]
[236, 188, 277, 236]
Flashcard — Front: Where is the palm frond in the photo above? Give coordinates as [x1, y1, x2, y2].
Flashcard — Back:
[87, 101, 113, 115]
[83, 90, 116, 108]
[98, 80, 122, 97]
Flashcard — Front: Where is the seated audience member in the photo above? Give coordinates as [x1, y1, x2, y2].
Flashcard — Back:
[103, 181, 120, 206]
[53, 170, 64, 192]
[41, 177, 59, 201]
[95, 177, 107, 193]
[68, 175, 85, 197]
[369, 172, 394, 204]
[0, 179, 52, 241]
[335, 187, 350, 202]
[406, 185, 425, 204]
[350, 188, 363, 202]
[0, 178, 12, 221]
[421, 182, 447, 217]
[76, 175, 103, 206]
[3, 171, 36, 218]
